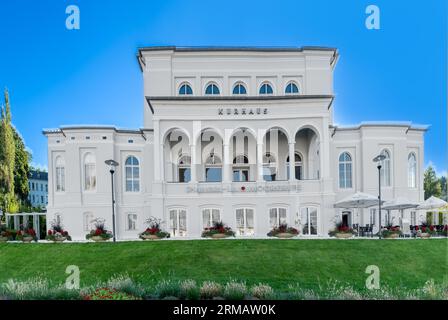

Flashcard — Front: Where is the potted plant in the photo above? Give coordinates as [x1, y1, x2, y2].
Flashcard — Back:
[139, 217, 170, 240]
[417, 223, 436, 238]
[329, 221, 356, 239]
[85, 218, 113, 242]
[267, 223, 299, 238]
[201, 221, 235, 239]
[16, 225, 38, 242]
[380, 225, 401, 239]
[46, 219, 72, 242]
[0, 225, 13, 242]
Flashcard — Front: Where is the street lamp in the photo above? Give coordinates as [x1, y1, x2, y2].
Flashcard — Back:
[105, 159, 119, 242]
[373, 154, 386, 239]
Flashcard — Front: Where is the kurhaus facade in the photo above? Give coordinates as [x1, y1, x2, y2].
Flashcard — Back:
[44, 46, 427, 240]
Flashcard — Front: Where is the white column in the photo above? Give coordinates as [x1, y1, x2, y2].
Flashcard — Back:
[190, 144, 197, 183]
[257, 142, 263, 182]
[288, 142, 295, 181]
[223, 144, 230, 183]
[153, 121, 161, 181]
[160, 143, 165, 181]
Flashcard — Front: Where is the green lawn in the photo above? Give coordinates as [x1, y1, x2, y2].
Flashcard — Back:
[0, 239, 447, 291]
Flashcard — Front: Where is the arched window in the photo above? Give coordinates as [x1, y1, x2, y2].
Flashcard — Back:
[84, 153, 96, 191]
[83, 212, 94, 232]
[179, 83, 193, 95]
[259, 83, 273, 95]
[232, 83, 247, 95]
[205, 153, 222, 182]
[269, 207, 287, 228]
[338, 152, 353, 189]
[178, 155, 191, 183]
[202, 208, 221, 229]
[205, 83, 220, 95]
[408, 153, 417, 188]
[55, 156, 65, 192]
[232, 155, 249, 182]
[301, 207, 318, 235]
[287, 153, 302, 180]
[169, 208, 187, 237]
[125, 156, 140, 192]
[380, 149, 391, 187]
[285, 82, 299, 94]
[263, 152, 277, 181]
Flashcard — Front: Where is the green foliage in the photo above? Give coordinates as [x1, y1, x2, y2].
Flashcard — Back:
[424, 166, 442, 199]
[12, 128, 30, 201]
[0, 89, 16, 200]
[223, 281, 247, 300]
[154, 280, 181, 299]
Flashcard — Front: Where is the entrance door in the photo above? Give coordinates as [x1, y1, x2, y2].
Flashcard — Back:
[342, 211, 351, 227]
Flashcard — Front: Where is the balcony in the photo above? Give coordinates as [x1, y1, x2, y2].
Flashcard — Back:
[163, 179, 322, 196]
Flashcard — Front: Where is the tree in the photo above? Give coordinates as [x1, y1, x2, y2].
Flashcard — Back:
[13, 128, 30, 201]
[439, 175, 447, 201]
[0, 89, 16, 206]
[423, 166, 442, 200]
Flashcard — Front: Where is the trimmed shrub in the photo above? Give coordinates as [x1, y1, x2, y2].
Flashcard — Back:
[200, 281, 223, 299]
[223, 281, 247, 300]
[250, 283, 274, 299]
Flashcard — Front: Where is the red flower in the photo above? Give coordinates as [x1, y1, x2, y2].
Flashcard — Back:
[415, 226, 419, 231]
[63, 231, 69, 236]
[48, 230, 53, 235]
[95, 229, 102, 235]
[430, 226, 434, 231]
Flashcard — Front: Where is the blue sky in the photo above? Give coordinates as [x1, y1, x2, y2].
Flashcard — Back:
[0, 0, 446, 176]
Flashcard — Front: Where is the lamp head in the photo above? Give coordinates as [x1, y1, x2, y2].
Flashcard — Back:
[105, 159, 119, 167]
[373, 154, 386, 163]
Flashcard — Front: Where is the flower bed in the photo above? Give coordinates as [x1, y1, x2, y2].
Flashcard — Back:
[201, 222, 235, 238]
[0, 226, 15, 242]
[416, 224, 437, 238]
[329, 222, 356, 238]
[85, 218, 113, 242]
[16, 227, 37, 242]
[381, 225, 402, 239]
[46, 219, 72, 242]
[83, 287, 141, 300]
[267, 223, 299, 238]
[139, 217, 170, 240]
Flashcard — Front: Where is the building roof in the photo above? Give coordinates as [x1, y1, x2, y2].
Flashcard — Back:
[29, 170, 48, 181]
[42, 125, 153, 136]
[137, 45, 339, 72]
[331, 121, 430, 132]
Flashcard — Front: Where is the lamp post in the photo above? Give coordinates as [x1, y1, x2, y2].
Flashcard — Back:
[373, 154, 386, 239]
[105, 159, 119, 242]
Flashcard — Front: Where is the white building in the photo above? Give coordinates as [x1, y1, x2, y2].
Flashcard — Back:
[44, 46, 427, 240]
[28, 170, 48, 209]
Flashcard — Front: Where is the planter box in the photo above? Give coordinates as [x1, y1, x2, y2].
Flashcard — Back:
[335, 233, 353, 239]
[0, 236, 9, 242]
[53, 237, 67, 243]
[141, 234, 160, 240]
[22, 236, 34, 243]
[211, 233, 229, 239]
[90, 235, 110, 242]
[384, 233, 399, 239]
[274, 232, 297, 239]
[418, 233, 431, 238]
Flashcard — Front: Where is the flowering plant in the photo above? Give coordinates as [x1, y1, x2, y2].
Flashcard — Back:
[267, 223, 299, 237]
[85, 218, 113, 240]
[139, 216, 170, 239]
[201, 221, 235, 238]
[16, 224, 38, 242]
[328, 221, 356, 237]
[418, 222, 437, 235]
[380, 224, 402, 238]
[46, 219, 72, 241]
[0, 225, 15, 241]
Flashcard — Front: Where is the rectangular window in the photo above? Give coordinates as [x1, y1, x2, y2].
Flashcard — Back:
[205, 168, 222, 182]
[127, 214, 137, 231]
[179, 168, 191, 183]
[269, 208, 287, 228]
[301, 207, 318, 235]
[169, 209, 187, 237]
[410, 211, 416, 225]
[370, 209, 376, 226]
[202, 209, 221, 229]
[236, 208, 254, 236]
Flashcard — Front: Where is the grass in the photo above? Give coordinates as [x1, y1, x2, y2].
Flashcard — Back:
[0, 239, 447, 292]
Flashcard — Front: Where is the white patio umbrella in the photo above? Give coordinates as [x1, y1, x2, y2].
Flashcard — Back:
[417, 196, 448, 210]
[334, 192, 383, 235]
[382, 197, 419, 227]
[417, 196, 448, 225]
